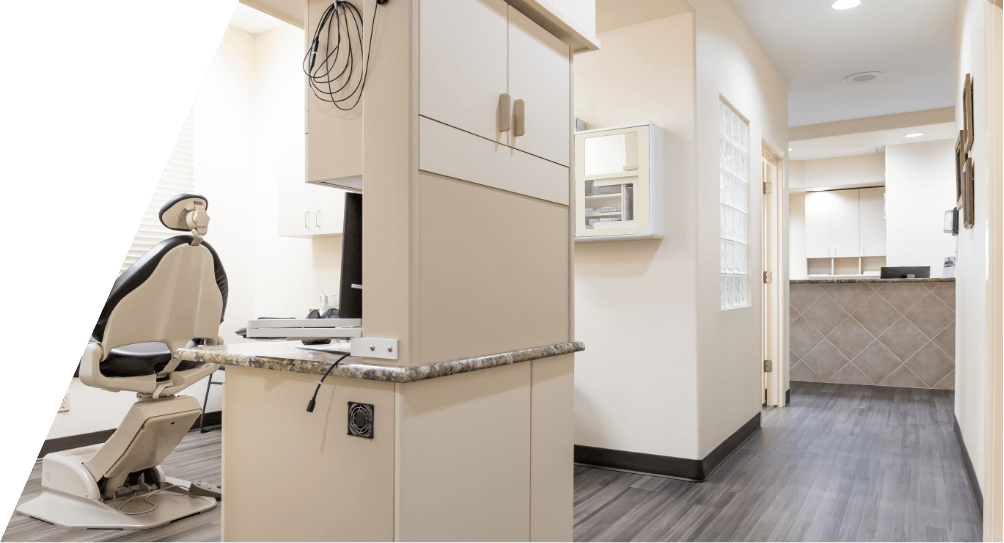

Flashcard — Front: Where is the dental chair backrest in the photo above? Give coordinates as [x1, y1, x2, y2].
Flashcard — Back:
[79, 194, 227, 398]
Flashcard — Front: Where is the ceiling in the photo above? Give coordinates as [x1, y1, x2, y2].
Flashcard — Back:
[230, 2, 287, 33]
[727, 0, 960, 127]
[595, 0, 692, 33]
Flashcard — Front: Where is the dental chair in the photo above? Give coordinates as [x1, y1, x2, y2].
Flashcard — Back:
[17, 194, 227, 529]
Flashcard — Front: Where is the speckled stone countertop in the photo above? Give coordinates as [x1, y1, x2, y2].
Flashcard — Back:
[791, 278, 955, 284]
[175, 341, 584, 383]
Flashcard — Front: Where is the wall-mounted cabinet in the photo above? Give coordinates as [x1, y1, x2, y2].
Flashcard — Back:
[574, 123, 664, 242]
[278, 158, 346, 238]
[804, 186, 886, 275]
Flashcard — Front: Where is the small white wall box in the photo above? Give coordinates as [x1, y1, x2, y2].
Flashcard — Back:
[574, 123, 664, 242]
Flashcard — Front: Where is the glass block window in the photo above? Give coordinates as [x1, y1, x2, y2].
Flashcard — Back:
[720, 101, 749, 309]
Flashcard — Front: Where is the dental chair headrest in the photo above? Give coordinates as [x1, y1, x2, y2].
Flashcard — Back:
[159, 194, 210, 236]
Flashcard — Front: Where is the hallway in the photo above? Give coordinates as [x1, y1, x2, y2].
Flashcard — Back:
[573, 381, 982, 541]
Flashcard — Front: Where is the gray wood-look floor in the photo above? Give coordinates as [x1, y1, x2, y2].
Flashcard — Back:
[3, 382, 982, 542]
[574, 381, 983, 542]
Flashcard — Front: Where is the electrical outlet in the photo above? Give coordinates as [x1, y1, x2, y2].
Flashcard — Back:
[58, 393, 70, 413]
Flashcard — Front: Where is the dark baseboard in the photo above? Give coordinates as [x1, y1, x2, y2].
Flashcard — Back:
[575, 412, 761, 482]
[38, 411, 222, 459]
[786, 388, 791, 405]
[954, 415, 984, 520]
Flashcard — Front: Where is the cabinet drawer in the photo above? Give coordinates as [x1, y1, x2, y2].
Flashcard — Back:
[419, 116, 569, 205]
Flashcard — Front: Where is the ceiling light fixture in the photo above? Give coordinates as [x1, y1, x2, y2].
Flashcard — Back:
[842, 71, 885, 84]
[905, 132, 924, 138]
[832, 0, 861, 10]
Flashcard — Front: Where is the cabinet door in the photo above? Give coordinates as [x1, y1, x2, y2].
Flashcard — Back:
[804, 191, 833, 258]
[278, 158, 315, 237]
[507, 7, 570, 166]
[419, 0, 508, 143]
[831, 189, 860, 258]
[314, 186, 347, 236]
[858, 187, 886, 256]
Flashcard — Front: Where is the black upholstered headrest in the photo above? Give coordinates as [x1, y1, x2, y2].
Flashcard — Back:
[159, 194, 209, 231]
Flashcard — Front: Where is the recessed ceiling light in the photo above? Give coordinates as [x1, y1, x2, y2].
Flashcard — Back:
[905, 132, 924, 138]
[788, 148, 793, 151]
[842, 71, 885, 84]
[832, 0, 861, 10]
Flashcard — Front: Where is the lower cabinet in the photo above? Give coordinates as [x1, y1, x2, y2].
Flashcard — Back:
[278, 157, 347, 238]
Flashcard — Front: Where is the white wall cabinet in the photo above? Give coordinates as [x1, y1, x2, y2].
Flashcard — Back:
[279, 158, 346, 238]
[804, 187, 886, 274]
[419, 0, 570, 167]
[574, 123, 664, 241]
[858, 187, 886, 257]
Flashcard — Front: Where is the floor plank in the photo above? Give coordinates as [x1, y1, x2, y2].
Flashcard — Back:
[573, 382, 983, 542]
[3, 382, 983, 541]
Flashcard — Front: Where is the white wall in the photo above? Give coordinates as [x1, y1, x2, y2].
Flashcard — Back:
[953, 0, 991, 492]
[789, 192, 807, 279]
[46, 24, 342, 441]
[885, 140, 958, 276]
[789, 152, 885, 192]
[574, 13, 701, 459]
[693, 0, 788, 457]
[574, 0, 787, 461]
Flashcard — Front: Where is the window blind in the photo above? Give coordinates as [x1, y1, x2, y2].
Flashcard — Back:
[119, 110, 195, 274]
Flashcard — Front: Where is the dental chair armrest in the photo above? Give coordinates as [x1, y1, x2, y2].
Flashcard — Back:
[79, 342, 155, 393]
[159, 361, 221, 398]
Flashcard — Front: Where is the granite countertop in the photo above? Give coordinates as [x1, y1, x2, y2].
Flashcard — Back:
[175, 340, 584, 383]
[791, 277, 955, 284]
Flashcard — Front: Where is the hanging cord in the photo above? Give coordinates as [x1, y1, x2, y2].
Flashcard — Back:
[303, 0, 386, 111]
[306, 352, 351, 412]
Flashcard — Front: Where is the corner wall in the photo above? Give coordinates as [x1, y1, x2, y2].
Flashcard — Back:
[693, 0, 788, 457]
[953, 0, 994, 496]
[573, 13, 700, 460]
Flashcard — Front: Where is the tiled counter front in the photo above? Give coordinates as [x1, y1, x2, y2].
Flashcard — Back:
[789, 280, 955, 389]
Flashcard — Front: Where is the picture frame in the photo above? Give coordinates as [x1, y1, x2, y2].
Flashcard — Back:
[964, 156, 975, 229]
[956, 130, 965, 208]
[964, 73, 975, 154]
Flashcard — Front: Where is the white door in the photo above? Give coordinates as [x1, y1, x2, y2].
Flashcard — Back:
[507, 7, 570, 166]
[804, 191, 833, 258]
[313, 186, 347, 236]
[831, 189, 860, 258]
[858, 187, 887, 257]
[419, 0, 508, 143]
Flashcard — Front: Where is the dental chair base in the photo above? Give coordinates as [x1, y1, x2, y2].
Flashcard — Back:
[16, 395, 216, 529]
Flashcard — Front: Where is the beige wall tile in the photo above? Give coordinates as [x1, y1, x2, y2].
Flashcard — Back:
[823, 283, 875, 313]
[904, 293, 954, 339]
[930, 282, 956, 311]
[790, 360, 821, 382]
[904, 342, 955, 387]
[877, 318, 929, 361]
[790, 283, 824, 313]
[875, 283, 930, 313]
[800, 295, 849, 336]
[933, 322, 956, 360]
[932, 370, 955, 390]
[831, 363, 872, 385]
[852, 341, 903, 384]
[790, 316, 824, 358]
[879, 365, 927, 388]
[852, 295, 901, 337]
[827, 318, 875, 360]
[802, 339, 849, 381]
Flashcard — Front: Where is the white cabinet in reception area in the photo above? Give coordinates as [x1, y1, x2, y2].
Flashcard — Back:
[804, 187, 886, 276]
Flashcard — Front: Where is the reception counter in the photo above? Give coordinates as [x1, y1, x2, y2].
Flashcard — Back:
[789, 278, 955, 389]
[175, 341, 583, 542]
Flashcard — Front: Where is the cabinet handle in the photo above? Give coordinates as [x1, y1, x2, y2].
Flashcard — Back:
[499, 93, 511, 132]
[305, 211, 309, 229]
[513, 99, 525, 137]
[316, 210, 322, 228]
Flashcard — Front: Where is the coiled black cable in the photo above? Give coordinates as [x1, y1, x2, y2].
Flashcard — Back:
[303, 0, 386, 112]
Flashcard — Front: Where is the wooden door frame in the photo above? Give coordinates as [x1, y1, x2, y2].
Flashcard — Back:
[761, 140, 786, 407]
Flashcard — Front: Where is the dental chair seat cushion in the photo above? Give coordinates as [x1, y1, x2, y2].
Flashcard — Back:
[100, 342, 199, 378]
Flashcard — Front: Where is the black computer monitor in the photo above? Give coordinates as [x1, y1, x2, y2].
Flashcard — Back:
[338, 192, 363, 318]
[880, 266, 930, 279]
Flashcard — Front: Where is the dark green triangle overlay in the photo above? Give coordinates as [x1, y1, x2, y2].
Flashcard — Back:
[1, 1, 236, 529]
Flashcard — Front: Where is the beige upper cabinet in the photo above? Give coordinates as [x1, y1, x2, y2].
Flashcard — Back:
[419, 0, 570, 166]
[419, 0, 508, 143]
[507, 8, 570, 166]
